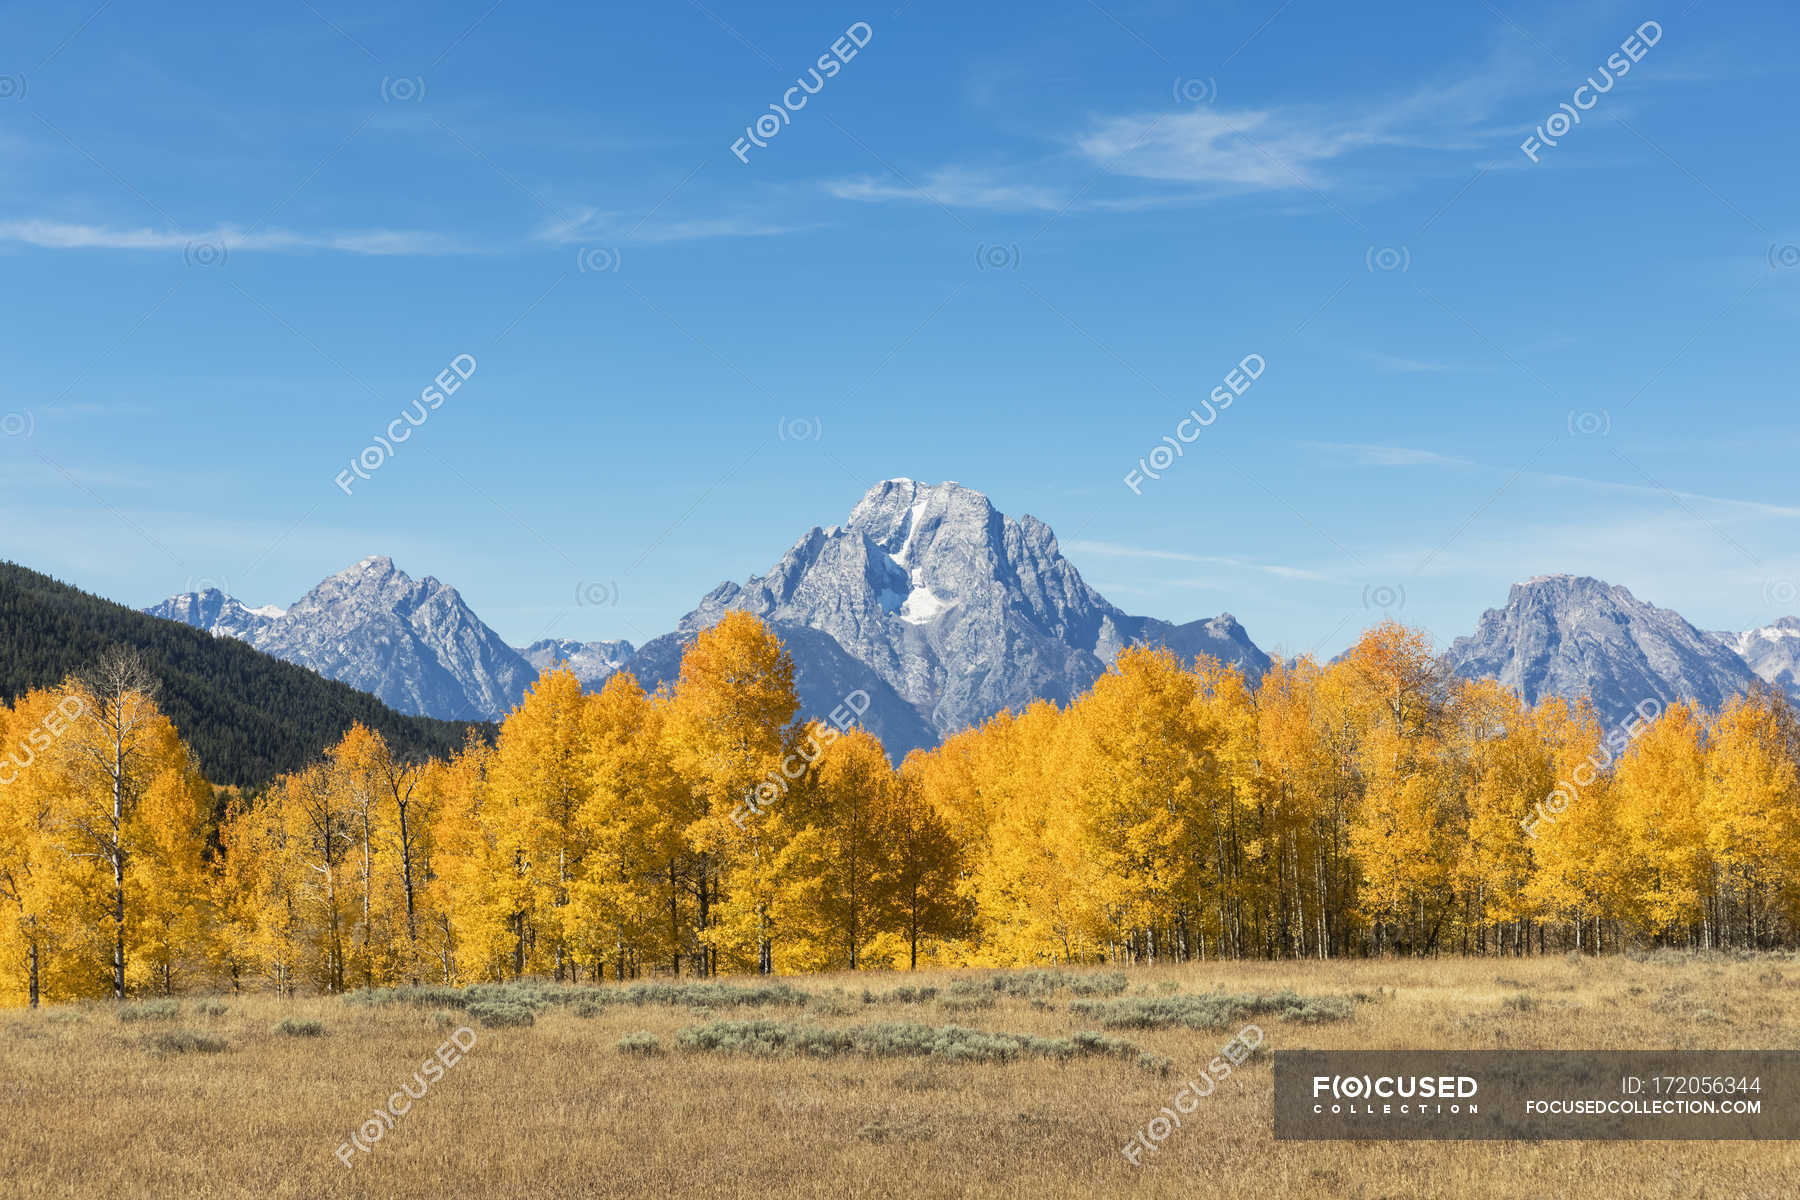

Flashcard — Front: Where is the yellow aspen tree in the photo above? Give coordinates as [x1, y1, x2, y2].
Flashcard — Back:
[770, 726, 901, 971]
[1701, 691, 1800, 946]
[56, 653, 200, 998]
[323, 725, 404, 989]
[1337, 624, 1460, 954]
[967, 701, 1096, 965]
[899, 724, 993, 965]
[215, 789, 304, 994]
[0, 691, 78, 1006]
[126, 749, 214, 995]
[280, 763, 356, 991]
[432, 732, 537, 982]
[1612, 703, 1710, 943]
[1066, 646, 1209, 964]
[1454, 680, 1553, 953]
[1191, 656, 1265, 958]
[873, 772, 966, 970]
[1255, 657, 1359, 959]
[487, 669, 594, 980]
[571, 673, 694, 981]
[664, 613, 800, 976]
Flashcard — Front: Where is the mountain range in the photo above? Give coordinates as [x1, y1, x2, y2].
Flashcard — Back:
[2, 562, 481, 788]
[1443, 574, 1783, 729]
[149, 557, 536, 722]
[141, 480, 1797, 754]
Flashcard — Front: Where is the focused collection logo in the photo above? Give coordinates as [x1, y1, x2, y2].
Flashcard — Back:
[1311, 1073, 1480, 1116]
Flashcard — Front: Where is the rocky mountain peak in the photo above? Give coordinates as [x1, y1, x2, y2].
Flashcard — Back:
[1446, 574, 1760, 728]
[148, 558, 535, 721]
[1715, 616, 1800, 701]
[623, 480, 1269, 751]
[519, 638, 637, 689]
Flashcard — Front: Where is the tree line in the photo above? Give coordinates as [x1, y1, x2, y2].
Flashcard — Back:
[4, 614, 1799, 1005]
[0, 561, 483, 788]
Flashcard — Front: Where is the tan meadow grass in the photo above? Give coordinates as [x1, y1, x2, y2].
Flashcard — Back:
[2, 955, 1797, 1198]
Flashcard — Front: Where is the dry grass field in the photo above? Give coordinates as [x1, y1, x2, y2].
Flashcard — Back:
[3, 954, 1797, 1199]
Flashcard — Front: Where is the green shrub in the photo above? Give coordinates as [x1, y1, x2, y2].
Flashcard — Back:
[936, 969, 1130, 1001]
[616, 1031, 664, 1056]
[144, 1028, 227, 1054]
[1069, 989, 1355, 1031]
[273, 1017, 325, 1037]
[467, 999, 535, 1028]
[937, 993, 995, 1012]
[195, 1000, 230, 1018]
[349, 978, 813, 1015]
[1137, 1052, 1175, 1076]
[811, 989, 856, 1017]
[862, 986, 938, 1005]
[616, 981, 811, 1010]
[117, 999, 180, 1023]
[1065, 972, 1130, 997]
[674, 1019, 1162, 1070]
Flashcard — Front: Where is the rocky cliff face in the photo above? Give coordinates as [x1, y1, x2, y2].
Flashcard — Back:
[148, 557, 535, 720]
[622, 479, 1270, 752]
[144, 588, 282, 643]
[1444, 574, 1762, 728]
[1712, 617, 1800, 701]
[519, 638, 636, 689]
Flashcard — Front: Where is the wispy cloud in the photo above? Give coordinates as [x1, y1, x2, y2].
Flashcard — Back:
[1076, 108, 1386, 190]
[1311, 441, 1800, 518]
[828, 28, 1566, 213]
[1537, 471, 1800, 520]
[1066, 539, 1330, 581]
[0, 220, 469, 255]
[533, 206, 806, 244]
[1309, 442, 1477, 468]
[825, 167, 1069, 212]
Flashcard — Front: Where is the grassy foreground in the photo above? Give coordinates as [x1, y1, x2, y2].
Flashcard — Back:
[2, 955, 1797, 1198]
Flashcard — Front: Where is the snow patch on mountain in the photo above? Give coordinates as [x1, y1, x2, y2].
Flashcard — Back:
[622, 479, 1271, 753]
[1712, 616, 1800, 701]
[518, 637, 636, 689]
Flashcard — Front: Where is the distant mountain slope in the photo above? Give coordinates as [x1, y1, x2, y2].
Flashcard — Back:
[1443, 574, 1761, 728]
[519, 637, 635, 689]
[149, 556, 535, 720]
[4, 562, 486, 788]
[624, 622, 942, 762]
[146, 588, 284, 641]
[621, 479, 1270, 756]
[1712, 617, 1800, 701]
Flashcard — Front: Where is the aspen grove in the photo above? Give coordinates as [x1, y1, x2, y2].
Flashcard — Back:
[5, 614, 1800, 1006]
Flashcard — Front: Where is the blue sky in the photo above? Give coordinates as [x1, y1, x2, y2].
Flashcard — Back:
[2, 0, 1796, 659]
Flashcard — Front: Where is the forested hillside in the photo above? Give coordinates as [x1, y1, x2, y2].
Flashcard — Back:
[0, 562, 488, 787]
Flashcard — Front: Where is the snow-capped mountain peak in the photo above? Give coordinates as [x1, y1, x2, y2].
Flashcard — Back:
[145, 588, 281, 643]
[626, 480, 1270, 754]
[1713, 616, 1800, 701]
[518, 638, 636, 689]
[148, 559, 537, 721]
